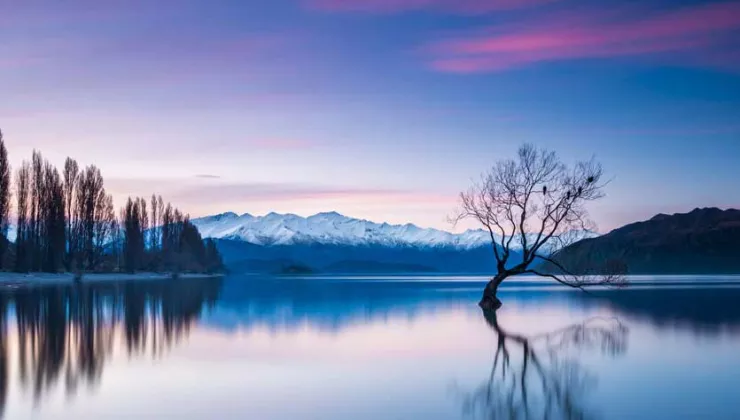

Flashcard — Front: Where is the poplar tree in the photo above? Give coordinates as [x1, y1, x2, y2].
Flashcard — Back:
[63, 158, 80, 270]
[14, 163, 30, 273]
[0, 131, 10, 269]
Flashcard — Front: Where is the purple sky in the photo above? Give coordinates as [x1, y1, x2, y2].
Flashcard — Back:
[1, 0, 739, 232]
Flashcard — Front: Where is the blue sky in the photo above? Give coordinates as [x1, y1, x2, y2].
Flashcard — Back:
[1, 0, 739, 231]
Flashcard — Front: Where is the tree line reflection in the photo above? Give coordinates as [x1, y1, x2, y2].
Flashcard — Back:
[0, 277, 222, 416]
[215, 276, 740, 336]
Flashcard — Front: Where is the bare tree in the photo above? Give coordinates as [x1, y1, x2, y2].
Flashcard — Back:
[453, 144, 627, 310]
[150, 194, 159, 251]
[138, 197, 149, 256]
[74, 166, 107, 271]
[14, 163, 31, 273]
[122, 197, 145, 273]
[0, 131, 10, 269]
[63, 158, 80, 271]
[29, 151, 45, 271]
[93, 193, 116, 269]
[41, 162, 65, 272]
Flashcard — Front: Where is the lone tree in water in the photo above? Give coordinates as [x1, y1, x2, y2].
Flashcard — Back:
[453, 144, 626, 310]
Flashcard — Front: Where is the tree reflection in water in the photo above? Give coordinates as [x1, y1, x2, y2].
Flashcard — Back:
[460, 311, 628, 420]
[0, 277, 222, 416]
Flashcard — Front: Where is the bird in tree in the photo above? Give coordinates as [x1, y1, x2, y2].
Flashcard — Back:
[453, 144, 627, 310]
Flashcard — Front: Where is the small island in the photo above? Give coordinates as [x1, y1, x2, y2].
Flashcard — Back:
[278, 264, 315, 275]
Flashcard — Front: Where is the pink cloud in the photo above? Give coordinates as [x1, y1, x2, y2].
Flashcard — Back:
[304, 0, 557, 14]
[244, 138, 317, 150]
[103, 178, 454, 213]
[425, 1, 740, 72]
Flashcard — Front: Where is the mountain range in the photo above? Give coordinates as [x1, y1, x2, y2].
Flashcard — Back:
[193, 211, 494, 248]
[7, 207, 736, 274]
[193, 208, 740, 275]
[192, 212, 525, 273]
[548, 208, 740, 274]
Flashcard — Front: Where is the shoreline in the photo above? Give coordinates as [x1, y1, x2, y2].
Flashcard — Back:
[0, 272, 223, 288]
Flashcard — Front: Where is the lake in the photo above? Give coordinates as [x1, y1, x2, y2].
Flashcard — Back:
[0, 274, 739, 419]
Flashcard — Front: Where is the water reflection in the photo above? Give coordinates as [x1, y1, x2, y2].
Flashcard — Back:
[593, 287, 740, 334]
[0, 278, 222, 416]
[460, 311, 628, 420]
[210, 276, 740, 336]
[0, 275, 738, 419]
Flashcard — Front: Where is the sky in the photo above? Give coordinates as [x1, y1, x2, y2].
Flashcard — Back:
[1, 0, 739, 233]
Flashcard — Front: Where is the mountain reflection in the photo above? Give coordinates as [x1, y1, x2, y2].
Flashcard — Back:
[0, 278, 222, 416]
[211, 276, 740, 336]
[459, 312, 628, 420]
[0, 276, 737, 418]
[593, 287, 740, 334]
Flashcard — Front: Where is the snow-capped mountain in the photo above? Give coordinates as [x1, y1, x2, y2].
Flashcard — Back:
[192, 211, 492, 250]
[190, 211, 598, 274]
[192, 211, 595, 251]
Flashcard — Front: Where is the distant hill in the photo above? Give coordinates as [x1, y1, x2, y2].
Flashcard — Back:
[323, 260, 437, 273]
[192, 211, 492, 248]
[547, 208, 740, 274]
[192, 212, 536, 274]
[212, 238, 502, 274]
[189, 211, 600, 274]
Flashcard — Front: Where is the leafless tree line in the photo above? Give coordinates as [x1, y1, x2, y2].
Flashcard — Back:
[0, 130, 223, 274]
[120, 195, 223, 274]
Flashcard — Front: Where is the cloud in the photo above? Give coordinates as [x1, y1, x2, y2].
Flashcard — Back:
[195, 174, 221, 179]
[424, 1, 740, 73]
[104, 178, 452, 207]
[0, 0, 304, 88]
[103, 177, 460, 228]
[246, 138, 317, 150]
[304, 0, 557, 14]
[165, 182, 448, 204]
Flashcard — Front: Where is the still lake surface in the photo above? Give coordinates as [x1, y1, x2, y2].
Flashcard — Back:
[0, 274, 739, 419]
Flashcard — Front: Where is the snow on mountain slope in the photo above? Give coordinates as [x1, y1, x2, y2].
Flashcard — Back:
[191, 211, 596, 251]
[192, 211, 490, 249]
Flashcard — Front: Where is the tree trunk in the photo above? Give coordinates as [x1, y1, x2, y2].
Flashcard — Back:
[479, 275, 504, 310]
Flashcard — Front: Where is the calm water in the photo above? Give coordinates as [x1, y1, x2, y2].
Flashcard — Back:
[0, 275, 739, 419]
